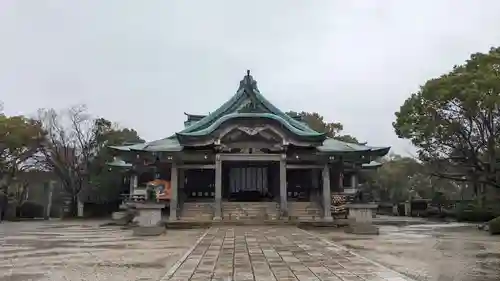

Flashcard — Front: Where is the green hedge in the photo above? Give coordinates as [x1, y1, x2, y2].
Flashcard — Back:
[18, 201, 45, 218]
[489, 217, 500, 235]
[455, 202, 500, 222]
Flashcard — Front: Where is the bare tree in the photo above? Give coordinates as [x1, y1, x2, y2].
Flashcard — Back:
[36, 105, 112, 216]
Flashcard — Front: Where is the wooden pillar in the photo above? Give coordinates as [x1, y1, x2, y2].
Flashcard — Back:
[311, 169, 319, 201]
[322, 164, 333, 221]
[351, 173, 358, 189]
[280, 154, 287, 217]
[179, 169, 185, 190]
[169, 163, 178, 221]
[129, 174, 137, 197]
[338, 171, 344, 192]
[214, 155, 222, 220]
[179, 168, 184, 204]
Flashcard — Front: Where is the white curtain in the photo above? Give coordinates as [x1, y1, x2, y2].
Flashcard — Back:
[230, 167, 268, 193]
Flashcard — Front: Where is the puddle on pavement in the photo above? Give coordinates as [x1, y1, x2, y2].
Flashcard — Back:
[77, 244, 128, 250]
[3, 238, 82, 250]
[384, 232, 430, 239]
[0, 273, 45, 281]
[342, 244, 367, 251]
[87, 261, 166, 269]
[328, 236, 371, 242]
[476, 252, 500, 259]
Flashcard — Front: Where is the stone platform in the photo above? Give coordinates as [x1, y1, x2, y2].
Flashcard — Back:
[165, 219, 343, 229]
[345, 203, 379, 235]
[126, 202, 166, 236]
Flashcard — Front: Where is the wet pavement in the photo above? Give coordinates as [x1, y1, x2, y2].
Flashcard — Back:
[0, 220, 206, 281]
[0, 219, 498, 281]
[311, 221, 500, 281]
[163, 226, 411, 281]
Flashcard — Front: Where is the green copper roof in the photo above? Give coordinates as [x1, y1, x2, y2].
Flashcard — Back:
[143, 137, 182, 152]
[362, 161, 383, 169]
[107, 71, 391, 155]
[184, 113, 206, 127]
[108, 137, 390, 154]
[177, 71, 325, 138]
[109, 138, 182, 152]
[318, 139, 390, 155]
[106, 158, 132, 168]
[177, 113, 324, 138]
[362, 146, 391, 158]
[108, 143, 147, 151]
[318, 139, 371, 152]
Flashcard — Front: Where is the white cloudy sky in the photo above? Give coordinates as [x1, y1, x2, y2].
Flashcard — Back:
[1, 0, 500, 155]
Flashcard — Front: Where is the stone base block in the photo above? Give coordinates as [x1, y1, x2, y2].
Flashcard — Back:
[323, 216, 334, 222]
[112, 211, 127, 221]
[344, 223, 379, 235]
[132, 226, 165, 236]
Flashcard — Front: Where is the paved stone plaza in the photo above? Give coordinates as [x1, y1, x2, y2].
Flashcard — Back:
[163, 226, 410, 281]
[2, 220, 498, 281]
[0, 221, 411, 281]
[0, 221, 206, 281]
[311, 221, 500, 281]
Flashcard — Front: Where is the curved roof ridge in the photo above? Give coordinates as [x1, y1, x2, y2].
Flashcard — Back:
[178, 87, 246, 134]
[251, 89, 319, 134]
[178, 71, 320, 136]
[177, 112, 325, 137]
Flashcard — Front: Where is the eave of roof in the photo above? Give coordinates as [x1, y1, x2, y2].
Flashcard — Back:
[109, 138, 183, 152]
[108, 143, 147, 151]
[106, 158, 132, 168]
[367, 146, 391, 157]
[362, 161, 383, 169]
[318, 138, 391, 154]
[142, 137, 183, 152]
[109, 136, 390, 154]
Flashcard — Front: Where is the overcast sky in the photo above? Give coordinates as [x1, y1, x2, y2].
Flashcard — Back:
[1, 0, 500, 155]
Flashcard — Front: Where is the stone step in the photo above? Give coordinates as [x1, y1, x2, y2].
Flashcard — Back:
[180, 212, 213, 215]
[180, 202, 214, 220]
[288, 216, 323, 221]
[287, 202, 322, 219]
[289, 208, 321, 212]
[222, 202, 280, 221]
[222, 207, 276, 211]
[288, 211, 321, 216]
[222, 204, 278, 208]
[181, 216, 214, 220]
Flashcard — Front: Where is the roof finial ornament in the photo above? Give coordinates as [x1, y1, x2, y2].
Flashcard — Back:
[239, 69, 259, 91]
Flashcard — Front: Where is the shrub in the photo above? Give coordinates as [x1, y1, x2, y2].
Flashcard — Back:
[425, 207, 447, 218]
[18, 201, 45, 218]
[83, 202, 120, 218]
[455, 202, 500, 222]
[489, 217, 500, 235]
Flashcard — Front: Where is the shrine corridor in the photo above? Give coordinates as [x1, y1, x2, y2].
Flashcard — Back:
[161, 226, 411, 281]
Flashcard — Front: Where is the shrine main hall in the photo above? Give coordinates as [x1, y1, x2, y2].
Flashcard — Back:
[109, 71, 389, 222]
